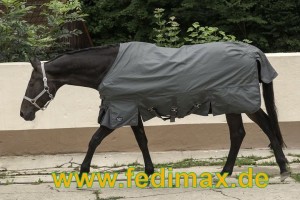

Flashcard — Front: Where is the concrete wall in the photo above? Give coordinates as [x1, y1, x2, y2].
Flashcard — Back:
[1, 53, 300, 155]
[1, 53, 300, 131]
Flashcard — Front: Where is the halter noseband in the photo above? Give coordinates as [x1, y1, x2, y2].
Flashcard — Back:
[24, 62, 54, 110]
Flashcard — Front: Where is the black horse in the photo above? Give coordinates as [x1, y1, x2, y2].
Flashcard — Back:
[20, 43, 290, 181]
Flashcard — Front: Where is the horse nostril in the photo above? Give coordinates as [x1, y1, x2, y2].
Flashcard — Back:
[20, 111, 24, 118]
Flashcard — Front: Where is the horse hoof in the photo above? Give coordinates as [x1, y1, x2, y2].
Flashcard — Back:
[212, 176, 219, 183]
[280, 171, 291, 182]
[145, 185, 152, 189]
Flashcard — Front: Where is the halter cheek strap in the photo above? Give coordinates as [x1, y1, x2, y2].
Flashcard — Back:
[24, 62, 54, 110]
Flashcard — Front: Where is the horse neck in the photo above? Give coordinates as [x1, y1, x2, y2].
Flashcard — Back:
[46, 45, 119, 90]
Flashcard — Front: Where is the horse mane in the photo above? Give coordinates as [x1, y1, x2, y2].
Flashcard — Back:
[46, 44, 120, 63]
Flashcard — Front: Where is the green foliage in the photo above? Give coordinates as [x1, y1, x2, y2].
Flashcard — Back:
[82, 0, 300, 52]
[184, 22, 237, 44]
[42, 0, 87, 50]
[0, 0, 41, 61]
[153, 8, 250, 47]
[190, 0, 300, 52]
[256, 0, 300, 52]
[81, 0, 150, 45]
[153, 8, 183, 47]
[0, 0, 86, 62]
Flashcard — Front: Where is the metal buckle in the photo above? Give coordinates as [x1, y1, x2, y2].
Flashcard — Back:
[148, 107, 154, 111]
[171, 106, 178, 112]
[195, 103, 201, 108]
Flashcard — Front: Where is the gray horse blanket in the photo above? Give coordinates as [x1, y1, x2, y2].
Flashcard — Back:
[98, 42, 277, 129]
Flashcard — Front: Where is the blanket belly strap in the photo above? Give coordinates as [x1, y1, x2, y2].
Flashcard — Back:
[148, 107, 171, 121]
[147, 102, 202, 122]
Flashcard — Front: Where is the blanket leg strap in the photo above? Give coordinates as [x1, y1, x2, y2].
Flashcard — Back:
[148, 107, 170, 121]
[186, 103, 201, 115]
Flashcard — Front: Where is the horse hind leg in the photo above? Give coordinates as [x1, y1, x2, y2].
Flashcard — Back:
[246, 109, 290, 181]
[80, 126, 114, 175]
[131, 115, 154, 177]
[221, 113, 246, 176]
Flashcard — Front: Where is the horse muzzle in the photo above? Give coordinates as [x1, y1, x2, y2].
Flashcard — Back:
[20, 111, 36, 121]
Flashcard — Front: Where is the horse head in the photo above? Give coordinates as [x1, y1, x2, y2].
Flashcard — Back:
[20, 58, 58, 121]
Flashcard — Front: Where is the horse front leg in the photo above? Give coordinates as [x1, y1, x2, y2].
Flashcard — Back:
[131, 115, 154, 177]
[246, 109, 290, 181]
[221, 113, 246, 176]
[80, 126, 114, 175]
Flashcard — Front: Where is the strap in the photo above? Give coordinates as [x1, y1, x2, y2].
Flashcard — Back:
[23, 62, 54, 110]
[24, 96, 43, 110]
[149, 103, 202, 122]
[148, 107, 171, 121]
[186, 103, 201, 115]
[41, 62, 48, 88]
[148, 106, 178, 122]
[170, 106, 177, 122]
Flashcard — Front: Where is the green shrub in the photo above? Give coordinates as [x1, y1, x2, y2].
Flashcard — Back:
[42, 0, 87, 53]
[153, 8, 251, 48]
[81, 0, 150, 46]
[153, 8, 183, 48]
[0, 0, 86, 62]
[0, 0, 41, 61]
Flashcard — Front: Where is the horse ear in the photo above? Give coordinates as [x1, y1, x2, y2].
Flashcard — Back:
[29, 57, 41, 71]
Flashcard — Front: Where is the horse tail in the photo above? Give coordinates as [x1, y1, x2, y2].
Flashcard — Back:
[262, 81, 286, 148]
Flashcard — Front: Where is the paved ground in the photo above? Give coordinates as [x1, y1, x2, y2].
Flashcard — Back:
[1, 148, 300, 200]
